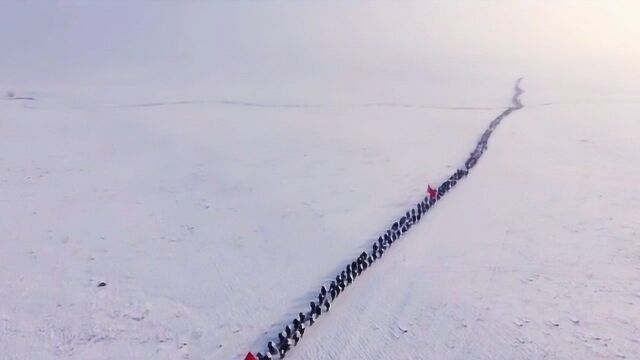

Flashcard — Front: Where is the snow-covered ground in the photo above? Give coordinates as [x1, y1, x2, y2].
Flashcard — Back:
[1, 2, 639, 359]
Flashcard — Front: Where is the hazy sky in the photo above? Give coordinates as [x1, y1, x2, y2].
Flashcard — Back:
[1, 1, 639, 104]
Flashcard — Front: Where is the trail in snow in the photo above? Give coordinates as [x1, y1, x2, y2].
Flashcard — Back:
[2, 93, 513, 112]
[250, 79, 524, 359]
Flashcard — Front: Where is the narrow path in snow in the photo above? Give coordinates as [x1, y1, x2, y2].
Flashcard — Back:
[248, 79, 524, 360]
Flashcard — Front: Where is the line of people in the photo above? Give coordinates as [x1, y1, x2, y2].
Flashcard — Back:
[254, 149, 497, 359]
[251, 79, 525, 360]
[254, 170, 476, 359]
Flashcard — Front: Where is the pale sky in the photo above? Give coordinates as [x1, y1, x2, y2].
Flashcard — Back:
[1, 1, 639, 104]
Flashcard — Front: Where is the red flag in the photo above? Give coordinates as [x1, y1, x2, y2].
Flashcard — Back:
[427, 185, 437, 199]
[244, 352, 258, 360]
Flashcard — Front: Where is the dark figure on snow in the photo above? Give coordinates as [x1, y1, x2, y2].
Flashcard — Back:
[310, 301, 316, 314]
[257, 351, 272, 360]
[268, 342, 278, 357]
[278, 333, 291, 357]
[292, 330, 301, 345]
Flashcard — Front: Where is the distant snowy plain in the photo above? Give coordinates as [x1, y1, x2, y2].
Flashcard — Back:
[1, 2, 639, 359]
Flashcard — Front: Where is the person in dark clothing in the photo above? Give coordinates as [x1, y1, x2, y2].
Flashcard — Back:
[278, 333, 291, 357]
[268, 342, 278, 357]
[292, 330, 301, 345]
[256, 351, 272, 360]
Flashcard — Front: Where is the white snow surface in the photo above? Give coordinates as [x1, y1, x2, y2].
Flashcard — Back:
[1, 2, 639, 359]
